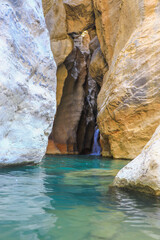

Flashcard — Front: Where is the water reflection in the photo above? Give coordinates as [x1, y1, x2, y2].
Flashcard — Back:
[43, 156, 160, 240]
[0, 166, 57, 240]
[0, 156, 160, 240]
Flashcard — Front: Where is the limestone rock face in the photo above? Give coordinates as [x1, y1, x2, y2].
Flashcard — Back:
[113, 125, 160, 196]
[63, 0, 95, 34]
[50, 36, 73, 66]
[97, 0, 160, 159]
[47, 31, 99, 155]
[51, 47, 87, 154]
[0, 0, 56, 165]
[56, 64, 68, 107]
[43, 0, 73, 65]
[93, 0, 122, 64]
[89, 37, 108, 86]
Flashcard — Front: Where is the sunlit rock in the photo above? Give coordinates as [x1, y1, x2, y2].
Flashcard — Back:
[0, 0, 56, 165]
[113, 125, 160, 195]
[97, 0, 160, 158]
[43, 0, 73, 65]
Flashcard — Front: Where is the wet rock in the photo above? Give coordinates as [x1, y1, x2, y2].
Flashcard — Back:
[113, 125, 160, 196]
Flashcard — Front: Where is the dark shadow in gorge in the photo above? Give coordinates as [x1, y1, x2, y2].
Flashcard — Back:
[47, 30, 108, 155]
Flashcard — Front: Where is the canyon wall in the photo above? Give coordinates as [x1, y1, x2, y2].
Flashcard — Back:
[43, 0, 160, 159]
[0, 0, 56, 165]
[1, 0, 159, 165]
[95, 0, 160, 159]
[47, 33, 100, 154]
[44, 0, 108, 155]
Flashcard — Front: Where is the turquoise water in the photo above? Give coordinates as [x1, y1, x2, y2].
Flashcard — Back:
[0, 155, 160, 240]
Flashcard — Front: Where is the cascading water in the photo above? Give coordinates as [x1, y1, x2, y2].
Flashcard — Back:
[91, 127, 101, 155]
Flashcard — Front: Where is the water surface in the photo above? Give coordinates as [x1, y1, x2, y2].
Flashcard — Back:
[0, 155, 160, 240]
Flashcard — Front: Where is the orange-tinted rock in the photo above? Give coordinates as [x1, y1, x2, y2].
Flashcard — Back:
[63, 0, 95, 34]
[56, 64, 68, 107]
[97, 0, 160, 159]
[93, 0, 122, 64]
[46, 140, 60, 155]
[51, 47, 87, 154]
[49, 31, 99, 155]
[89, 46, 108, 86]
[43, 0, 73, 65]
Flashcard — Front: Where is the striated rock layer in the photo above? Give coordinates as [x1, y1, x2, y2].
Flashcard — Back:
[47, 32, 100, 155]
[97, 0, 160, 159]
[0, 0, 56, 165]
[113, 125, 160, 196]
[43, 0, 160, 159]
[52, 46, 87, 154]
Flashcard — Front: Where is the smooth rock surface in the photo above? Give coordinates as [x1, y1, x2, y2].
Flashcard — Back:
[113, 125, 160, 196]
[51, 47, 87, 154]
[97, 0, 160, 158]
[56, 64, 68, 107]
[43, 0, 73, 65]
[0, 0, 56, 165]
[89, 46, 108, 86]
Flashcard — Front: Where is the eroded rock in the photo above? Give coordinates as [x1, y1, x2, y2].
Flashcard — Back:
[113, 125, 160, 196]
[89, 46, 108, 86]
[50, 47, 87, 154]
[0, 0, 56, 165]
[63, 0, 95, 34]
[43, 0, 73, 65]
[97, 0, 160, 158]
[47, 31, 99, 155]
[56, 64, 68, 107]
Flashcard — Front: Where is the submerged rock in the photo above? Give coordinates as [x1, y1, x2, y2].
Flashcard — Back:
[0, 1, 56, 165]
[113, 125, 160, 196]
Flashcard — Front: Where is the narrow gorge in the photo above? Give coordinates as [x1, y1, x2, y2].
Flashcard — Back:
[1, 0, 160, 239]
[43, 0, 107, 156]
[1, 2, 160, 238]
[42, 0, 160, 162]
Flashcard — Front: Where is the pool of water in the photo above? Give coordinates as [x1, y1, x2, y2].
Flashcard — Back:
[0, 155, 160, 240]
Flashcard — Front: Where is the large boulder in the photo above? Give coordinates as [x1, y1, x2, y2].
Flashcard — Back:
[113, 125, 160, 196]
[0, 0, 56, 165]
[97, 0, 160, 158]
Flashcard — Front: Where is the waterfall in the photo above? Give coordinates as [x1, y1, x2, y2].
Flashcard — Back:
[91, 127, 101, 155]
